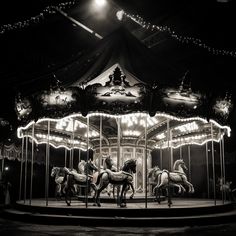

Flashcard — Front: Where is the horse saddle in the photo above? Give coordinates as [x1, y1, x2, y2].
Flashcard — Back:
[64, 167, 91, 182]
[105, 169, 132, 182]
[72, 173, 88, 182]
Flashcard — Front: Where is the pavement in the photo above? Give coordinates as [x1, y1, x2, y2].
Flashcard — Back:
[1, 201, 236, 235]
[1, 215, 236, 236]
[0, 205, 236, 236]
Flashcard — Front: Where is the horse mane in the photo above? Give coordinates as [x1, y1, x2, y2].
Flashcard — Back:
[173, 159, 183, 171]
[78, 160, 86, 174]
[148, 166, 161, 180]
[51, 166, 65, 177]
[122, 159, 136, 172]
[148, 168, 155, 178]
[154, 165, 160, 170]
[104, 156, 113, 170]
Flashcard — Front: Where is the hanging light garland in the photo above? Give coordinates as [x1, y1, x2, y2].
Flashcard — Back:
[116, 10, 236, 58]
[0, 1, 77, 34]
[1, 1, 235, 58]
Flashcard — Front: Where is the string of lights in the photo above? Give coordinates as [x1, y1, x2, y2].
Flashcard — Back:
[1, 0, 235, 58]
[116, 10, 236, 58]
[0, 1, 77, 34]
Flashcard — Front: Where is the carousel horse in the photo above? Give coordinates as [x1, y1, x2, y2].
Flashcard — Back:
[217, 177, 236, 201]
[103, 156, 135, 199]
[103, 156, 118, 198]
[103, 155, 117, 172]
[149, 159, 194, 205]
[93, 159, 137, 207]
[50, 167, 67, 199]
[63, 160, 98, 206]
[78, 160, 86, 174]
[78, 159, 98, 176]
[78, 159, 99, 186]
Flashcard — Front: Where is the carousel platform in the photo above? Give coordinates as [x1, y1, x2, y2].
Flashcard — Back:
[2, 195, 236, 227]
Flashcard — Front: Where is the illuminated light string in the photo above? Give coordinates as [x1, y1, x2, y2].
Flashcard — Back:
[0, 1, 77, 34]
[17, 111, 231, 138]
[155, 136, 223, 150]
[17, 111, 231, 153]
[20, 133, 89, 151]
[116, 10, 236, 58]
[1, 1, 235, 58]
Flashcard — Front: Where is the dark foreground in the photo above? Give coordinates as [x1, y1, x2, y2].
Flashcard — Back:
[1, 217, 236, 236]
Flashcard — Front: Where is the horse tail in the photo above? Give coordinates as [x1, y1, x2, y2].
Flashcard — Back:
[61, 173, 67, 184]
[157, 172, 161, 186]
[166, 170, 170, 185]
[66, 174, 76, 193]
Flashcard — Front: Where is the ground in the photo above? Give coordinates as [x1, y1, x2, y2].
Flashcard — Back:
[1, 217, 236, 236]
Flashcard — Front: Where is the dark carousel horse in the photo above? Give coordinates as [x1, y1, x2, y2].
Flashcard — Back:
[63, 160, 98, 206]
[93, 159, 137, 208]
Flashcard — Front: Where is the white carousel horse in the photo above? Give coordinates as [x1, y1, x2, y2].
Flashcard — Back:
[50, 167, 67, 199]
[51, 166, 80, 199]
[148, 164, 186, 195]
[149, 159, 194, 204]
[103, 156, 135, 199]
[94, 155, 119, 197]
[103, 156, 119, 198]
[93, 159, 137, 207]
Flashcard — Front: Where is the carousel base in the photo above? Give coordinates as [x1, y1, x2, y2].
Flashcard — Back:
[2, 196, 236, 227]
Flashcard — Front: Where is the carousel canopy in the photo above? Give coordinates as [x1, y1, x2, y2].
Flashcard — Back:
[14, 27, 233, 126]
[14, 27, 232, 152]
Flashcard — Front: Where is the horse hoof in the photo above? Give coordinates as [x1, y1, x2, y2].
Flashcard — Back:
[98, 204, 101, 207]
[67, 203, 71, 206]
[93, 203, 97, 206]
[129, 196, 133, 199]
[120, 203, 126, 208]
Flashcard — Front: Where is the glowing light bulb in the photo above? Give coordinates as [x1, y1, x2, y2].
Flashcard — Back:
[116, 10, 124, 21]
[95, 0, 107, 7]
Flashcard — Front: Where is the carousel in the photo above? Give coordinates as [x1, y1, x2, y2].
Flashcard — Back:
[3, 28, 235, 226]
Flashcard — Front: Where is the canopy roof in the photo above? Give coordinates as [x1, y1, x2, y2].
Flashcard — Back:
[14, 28, 233, 128]
[15, 27, 176, 95]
